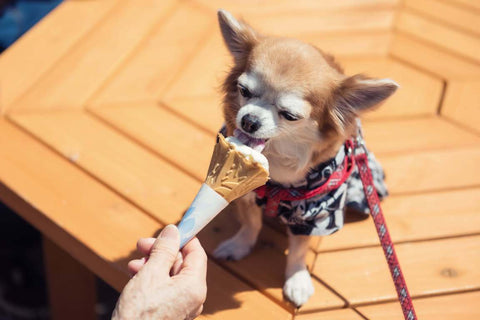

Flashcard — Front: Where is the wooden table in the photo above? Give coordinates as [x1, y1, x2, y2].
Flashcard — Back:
[0, 0, 479, 319]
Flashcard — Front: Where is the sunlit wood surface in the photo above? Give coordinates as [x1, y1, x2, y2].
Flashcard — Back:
[0, 0, 479, 318]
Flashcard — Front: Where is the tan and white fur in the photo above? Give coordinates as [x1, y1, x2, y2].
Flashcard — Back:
[213, 10, 398, 306]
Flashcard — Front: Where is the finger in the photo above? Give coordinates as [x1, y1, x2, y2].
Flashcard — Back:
[127, 257, 146, 276]
[136, 238, 156, 256]
[178, 237, 207, 279]
[147, 224, 180, 274]
[170, 252, 183, 276]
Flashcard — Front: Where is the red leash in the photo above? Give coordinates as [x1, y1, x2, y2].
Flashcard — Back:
[355, 140, 417, 320]
[257, 138, 417, 319]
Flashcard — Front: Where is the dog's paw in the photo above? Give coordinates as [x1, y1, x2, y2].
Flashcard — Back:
[213, 235, 253, 261]
[283, 269, 315, 307]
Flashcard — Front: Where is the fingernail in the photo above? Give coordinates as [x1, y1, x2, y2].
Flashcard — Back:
[159, 224, 177, 239]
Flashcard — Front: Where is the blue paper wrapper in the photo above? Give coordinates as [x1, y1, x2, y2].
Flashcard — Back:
[178, 183, 228, 248]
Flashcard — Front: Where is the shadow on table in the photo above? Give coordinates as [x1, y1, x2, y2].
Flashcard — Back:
[113, 204, 369, 317]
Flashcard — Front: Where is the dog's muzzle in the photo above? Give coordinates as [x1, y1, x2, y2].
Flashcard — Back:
[241, 114, 261, 133]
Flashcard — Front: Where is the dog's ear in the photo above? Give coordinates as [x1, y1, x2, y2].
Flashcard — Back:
[217, 9, 258, 60]
[330, 74, 398, 131]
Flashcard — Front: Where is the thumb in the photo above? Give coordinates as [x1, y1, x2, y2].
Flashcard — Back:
[148, 224, 180, 274]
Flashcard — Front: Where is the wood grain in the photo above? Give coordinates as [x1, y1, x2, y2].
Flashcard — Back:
[10, 0, 177, 113]
[404, 0, 480, 36]
[358, 291, 480, 320]
[390, 34, 480, 80]
[442, 80, 480, 134]
[362, 117, 480, 155]
[296, 308, 363, 320]
[301, 32, 392, 57]
[380, 147, 480, 194]
[91, 2, 213, 106]
[162, 95, 225, 135]
[248, 10, 395, 36]
[91, 103, 215, 181]
[314, 236, 480, 305]
[396, 11, 480, 64]
[163, 34, 231, 100]
[317, 188, 480, 252]
[11, 111, 200, 225]
[340, 58, 443, 118]
[0, 0, 117, 112]
[194, 0, 399, 14]
[443, 0, 480, 11]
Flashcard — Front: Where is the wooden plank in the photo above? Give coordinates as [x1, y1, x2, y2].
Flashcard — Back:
[163, 34, 231, 100]
[313, 236, 480, 305]
[357, 291, 480, 320]
[0, 0, 117, 112]
[201, 261, 292, 319]
[340, 58, 443, 118]
[194, 0, 399, 14]
[404, 0, 480, 36]
[163, 95, 225, 135]
[90, 103, 214, 181]
[296, 308, 363, 320]
[301, 32, 391, 57]
[380, 147, 480, 194]
[0, 118, 161, 292]
[317, 188, 480, 252]
[199, 208, 345, 312]
[91, 2, 213, 106]
[9, 0, 177, 113]
[362, 117, 480, 155]
[11, 111, 200, 225]
[442, 80, 480, 134]
[43, 238, 96, 320]
[248, 10, 395, 36]
[396, 11, 480, 64]
[390, 34, 480, 80]
[443, 0, 480, 11]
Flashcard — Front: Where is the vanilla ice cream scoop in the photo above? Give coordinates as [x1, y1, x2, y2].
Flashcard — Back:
[178, 134, 269, 247]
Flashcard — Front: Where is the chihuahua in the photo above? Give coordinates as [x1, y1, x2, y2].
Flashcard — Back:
[213, 10, 397, 306]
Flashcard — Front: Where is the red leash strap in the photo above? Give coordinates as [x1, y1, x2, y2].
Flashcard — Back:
[355, 147, 417, 320]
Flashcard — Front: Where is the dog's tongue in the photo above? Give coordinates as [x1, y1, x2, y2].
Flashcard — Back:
[233, 129, 266, 152]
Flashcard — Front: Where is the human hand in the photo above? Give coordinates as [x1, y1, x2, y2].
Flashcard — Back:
[112, 225, 207, 320]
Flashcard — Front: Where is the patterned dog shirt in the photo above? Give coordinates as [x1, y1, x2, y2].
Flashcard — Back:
[255, 122, 388, 236]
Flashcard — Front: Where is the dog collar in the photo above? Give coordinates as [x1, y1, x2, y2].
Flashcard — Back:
[255, 140, 355, 217]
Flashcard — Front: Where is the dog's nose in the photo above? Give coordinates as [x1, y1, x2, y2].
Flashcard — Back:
[241, 114, 261, 133]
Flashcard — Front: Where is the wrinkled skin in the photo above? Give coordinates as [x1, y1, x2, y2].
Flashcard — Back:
[112, 225, 207, 320]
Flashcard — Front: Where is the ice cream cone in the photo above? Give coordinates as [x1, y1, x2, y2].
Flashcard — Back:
[205, 134, 269, 202]
[178, 134, 269, 247]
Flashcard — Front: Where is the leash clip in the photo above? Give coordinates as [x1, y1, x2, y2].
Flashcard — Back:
[353, 135, 368, 156]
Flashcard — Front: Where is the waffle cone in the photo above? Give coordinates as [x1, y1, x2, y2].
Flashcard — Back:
[205, 134, 269, 202]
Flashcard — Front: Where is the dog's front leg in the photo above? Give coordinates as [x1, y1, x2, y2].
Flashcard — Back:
[213, 192, 262, 260]
[283, 231, 314, 307]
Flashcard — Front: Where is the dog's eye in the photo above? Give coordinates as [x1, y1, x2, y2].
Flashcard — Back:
[279, 110, 300, 121]
[238, 85, 252, 99]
